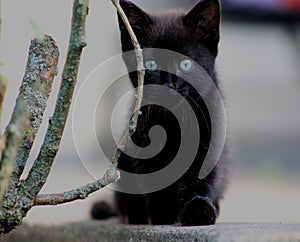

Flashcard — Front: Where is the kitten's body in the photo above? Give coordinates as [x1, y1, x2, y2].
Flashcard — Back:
[92, 0, 230, 226]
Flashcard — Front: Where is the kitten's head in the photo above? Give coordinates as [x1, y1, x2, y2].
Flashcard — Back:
[118, 0, 221, 93]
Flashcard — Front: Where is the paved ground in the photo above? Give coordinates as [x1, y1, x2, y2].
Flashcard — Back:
[1, 220, 300, 242]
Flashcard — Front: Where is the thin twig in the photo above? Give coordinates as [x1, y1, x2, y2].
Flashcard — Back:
[6, 35, 59, 191]
[34, 165, 120, 206]
[0, 99, 28, 203]
[22, 0, 89, 198]
[110, 0, 145, 164]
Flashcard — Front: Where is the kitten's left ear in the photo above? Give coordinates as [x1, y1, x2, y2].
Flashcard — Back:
[118, 0, 153, 32]
[183, 0, 220, 40]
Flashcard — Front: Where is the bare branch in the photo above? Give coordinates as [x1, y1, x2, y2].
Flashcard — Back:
[0, 1, 89, 233]
[35, 165, 120, 206]
[22, 0, 89, 197]
[31, 0, 145, 207]
[0, 35, 59, 234]
[110, 0, 145, 164]
[6, 35, 59, 190]
[0, 98, 28, 203]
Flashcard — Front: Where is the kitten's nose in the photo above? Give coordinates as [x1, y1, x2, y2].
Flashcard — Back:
[162, 72, 177, 91]
[166, 81, 175, 90]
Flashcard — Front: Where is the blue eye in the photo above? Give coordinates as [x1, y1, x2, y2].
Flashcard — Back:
[145, 60, 158, 72]
[179, 59, 193, 72]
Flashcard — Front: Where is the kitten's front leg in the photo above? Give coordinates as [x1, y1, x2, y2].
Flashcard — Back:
[177, 173, 217, 226]
[115, 192, 148, 224]
[146, 185, 178, 225]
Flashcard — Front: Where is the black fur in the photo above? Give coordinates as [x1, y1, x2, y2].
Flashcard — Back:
[92, 0, 230, 226]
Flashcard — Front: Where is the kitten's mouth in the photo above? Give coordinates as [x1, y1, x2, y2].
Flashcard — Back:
[175, 88, 189, 98]
[166, 88, 190, 110]
[165, 84, 189, 97]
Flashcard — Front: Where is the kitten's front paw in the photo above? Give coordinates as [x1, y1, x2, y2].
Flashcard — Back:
[91, 201, 117, 220]
[179, 196, 216, 226]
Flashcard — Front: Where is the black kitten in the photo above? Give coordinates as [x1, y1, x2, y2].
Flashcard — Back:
[92, 0, 230, 226]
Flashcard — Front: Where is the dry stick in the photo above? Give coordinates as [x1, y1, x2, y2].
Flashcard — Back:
[0, 99, 28, 203]
[34, 0, 145, 206]
[6, 35, 59, 191]
[0, 4, 57, 234]
[0, 37, 58, 232]
[111, 0, 145, 164]
[0, 26, 58, 238]
[21, 0, 89, 198]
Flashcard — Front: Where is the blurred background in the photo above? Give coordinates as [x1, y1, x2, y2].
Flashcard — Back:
[0, 0, 299, 225]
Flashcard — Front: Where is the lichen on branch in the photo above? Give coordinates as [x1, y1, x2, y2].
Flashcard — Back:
[0, 98, 28, 204]
[0, 35, 59, 234]
[22, 0, 89, 198]
[7, 35, 59, 191]
[1, 0, 146, 232]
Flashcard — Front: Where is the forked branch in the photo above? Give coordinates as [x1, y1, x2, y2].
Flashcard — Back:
[7, 35, 59, 191]
[34, 0, 145, 206]
[0, 35, 59, 234]
[22, 0, 90, 198]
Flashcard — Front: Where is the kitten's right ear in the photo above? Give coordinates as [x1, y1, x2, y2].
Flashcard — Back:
[183, 0, 220, 42]
[118, 0, 153, 32]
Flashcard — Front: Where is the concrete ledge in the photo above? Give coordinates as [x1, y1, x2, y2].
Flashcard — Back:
[1, 219, 300, 242]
